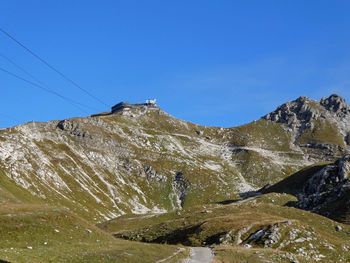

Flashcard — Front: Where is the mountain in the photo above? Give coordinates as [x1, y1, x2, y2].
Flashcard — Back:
[1, 95, 348, 221]
[1, 94, 350, 262]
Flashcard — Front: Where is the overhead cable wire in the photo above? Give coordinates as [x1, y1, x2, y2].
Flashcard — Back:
[0, 27, 108, 107]
[0, 52, 99, 112]
[0, 52, 48, 88]
[0, 66, 96, 114]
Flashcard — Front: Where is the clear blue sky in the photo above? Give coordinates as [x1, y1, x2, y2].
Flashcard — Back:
[0, 0, 350, 129]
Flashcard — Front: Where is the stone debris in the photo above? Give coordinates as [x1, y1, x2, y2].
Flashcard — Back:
[336, 225, 342, 231]
[342, 244, 349, 251]
[195, 130, 202, 135]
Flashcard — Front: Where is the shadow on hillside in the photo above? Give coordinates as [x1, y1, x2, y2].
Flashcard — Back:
[217, 199, 242, 205]
[260, 164, 327, 196]
[115, 223, 205, 246]
[217, 186, 268, 205]
[216, 163, 350, 225]
[217, 164, 327, 206]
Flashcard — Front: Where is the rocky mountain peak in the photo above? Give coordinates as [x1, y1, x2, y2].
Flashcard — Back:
[263, 94, 350, 127]
[262, 94, 350, 153]
[295, 95, 309, 103]
[263, 96, 320, 126]
[320, 94, 349, 113]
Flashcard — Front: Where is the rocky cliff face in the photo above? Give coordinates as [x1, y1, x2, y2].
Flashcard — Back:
[0, 95, 348, 223]
[294, 155, 350, 223]
[260, 153, 350, 224]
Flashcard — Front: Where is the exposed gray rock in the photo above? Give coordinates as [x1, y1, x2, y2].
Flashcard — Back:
[264, 94, 350, 127]
[336, 225, 342, 231]
[282, 220, 292, 226]
[346, 133, 350, 145]
[57, 119, 90, 138]
[263, 96, 321, 128]
[263, 94, 350, 152]
[144, 165, 167, 182]
[320, 94, 350, 115]
[294, 155, 350, 222]
[172, 172, 189, 208]
[195, 130, 202, 135]
[246, 223, 283, 247]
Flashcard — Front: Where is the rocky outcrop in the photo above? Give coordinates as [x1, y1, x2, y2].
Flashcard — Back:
[320, 94, 350, 115]
[245, 220, 292, 248]
[143, 165, 167, 182]
[294, 155, 350, 223]
[172, 172, 189, 208]
[264, 94, 350, 127]
[57, 119, 90, 138]
[263, 94, 350, 153]
[263, 96, 321, 128]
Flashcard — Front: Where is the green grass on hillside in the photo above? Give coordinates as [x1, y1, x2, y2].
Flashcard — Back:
[296, 119, 345, 147]
[0, 170, 43, 204]
[100, 200, 350, 262]
[230, 119, 292, 151]
[214, 245, 310, 263]
[0, 204, 188, 263]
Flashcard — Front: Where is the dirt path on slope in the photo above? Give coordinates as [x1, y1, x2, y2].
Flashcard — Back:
[183, 247, 214, 263]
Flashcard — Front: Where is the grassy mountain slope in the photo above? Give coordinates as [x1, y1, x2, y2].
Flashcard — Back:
[1, 95, 346, 222]
[99, 196, 350, 262]
[0, 203, 188, 263]
[0, 95, 349, 262]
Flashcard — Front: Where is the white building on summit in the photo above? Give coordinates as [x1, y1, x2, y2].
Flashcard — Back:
[146, 99, 157, 105]
[111, 99, 158, 113]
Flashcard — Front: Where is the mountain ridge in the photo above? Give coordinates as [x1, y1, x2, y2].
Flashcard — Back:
[1, 94, 350, 262]
[0, 94, 348, 222]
